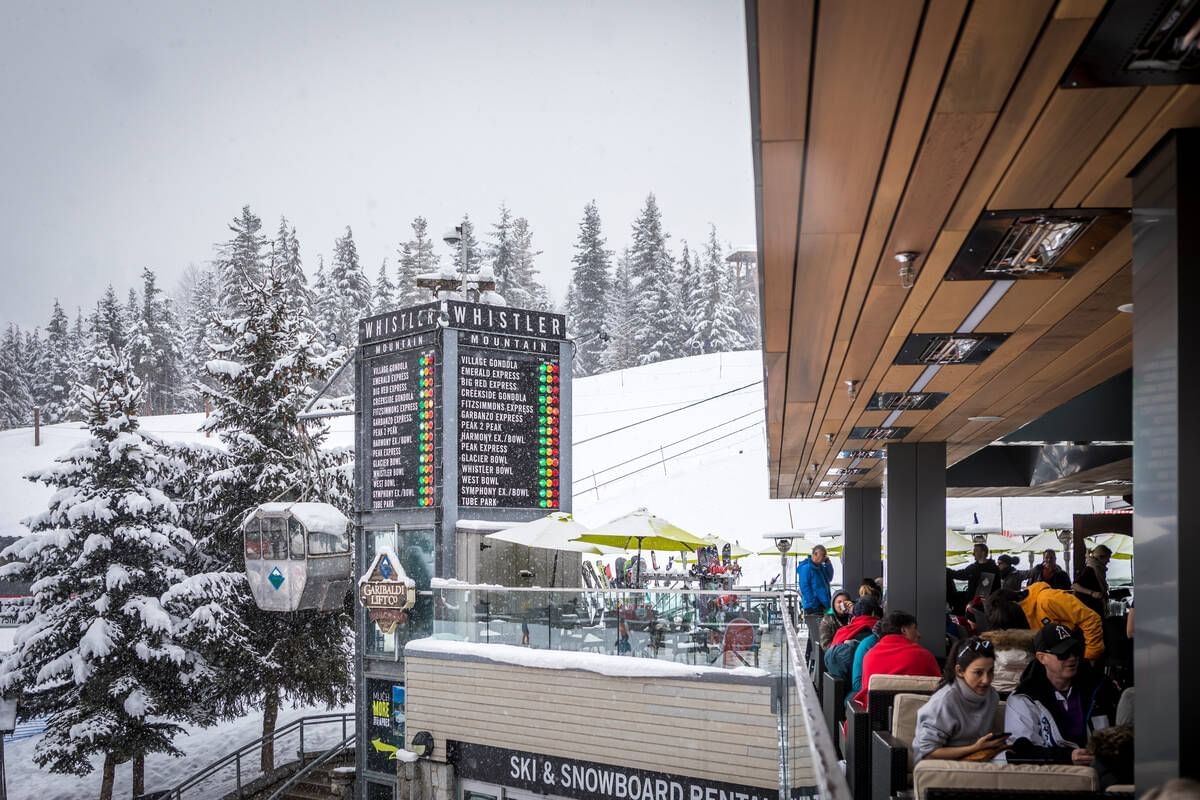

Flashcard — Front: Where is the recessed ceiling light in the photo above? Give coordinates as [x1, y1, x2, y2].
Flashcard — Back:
[1117, 303, 1133, 313]
[968, 415, 1005, 422]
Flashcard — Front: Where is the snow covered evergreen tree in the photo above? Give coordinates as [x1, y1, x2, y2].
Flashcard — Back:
[505, 216, 548, 309]
[731, 254, 761, 349]
[24, 327, 51, 419]
[396, 216, 439, 305]
[676, 241, 702, 355]
[275, 217, 313, 319]
[565, 201, 612, 376]
[0, 325, 32, 429]
[89, 286, 127, 360]
[0, 352, 208, 800]
[629, 194, 686, 363]
[40, 300, 74, 423]
[128, 268, 188, 415]
[601, 249, 640, 372]
[450, 214, 481, 277]
[690, 226, 743, 354]
[373, 258, 396, 312]
[487, 205, 516, 296]
[180, 267, 221, 410]
[217, 206, 268, 317]
[322, 226, 372, 349]
[172, 264, 354, 772]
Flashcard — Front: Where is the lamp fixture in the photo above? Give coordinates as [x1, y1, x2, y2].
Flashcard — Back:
[846, 380, 859, 401]
[968, 415, 1005, 422]
[824, 432, 834, 445]
[895, 252, 919, 289]
[1117, 303, 1133, 313]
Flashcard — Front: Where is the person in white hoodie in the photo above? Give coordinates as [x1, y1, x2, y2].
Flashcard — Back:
[912, 637, 1005, 763]
[980, 592, 1034, 694]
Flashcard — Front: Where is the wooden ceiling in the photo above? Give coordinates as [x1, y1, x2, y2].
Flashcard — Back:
[748, 0, 1200, 499]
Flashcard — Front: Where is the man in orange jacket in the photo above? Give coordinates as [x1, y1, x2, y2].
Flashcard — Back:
[1017, 582, 1105, 661]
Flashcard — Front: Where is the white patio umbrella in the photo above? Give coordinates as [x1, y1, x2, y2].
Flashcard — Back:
[701, 534, 755, 559]
[485, 512, 619, 586]
[1086, 533, 1134, 560]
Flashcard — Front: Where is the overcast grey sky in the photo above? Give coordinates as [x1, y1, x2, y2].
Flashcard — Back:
[0, 0, 754, 330]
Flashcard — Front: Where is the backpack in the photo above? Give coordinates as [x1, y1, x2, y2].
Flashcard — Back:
[824, 628, 871, 680]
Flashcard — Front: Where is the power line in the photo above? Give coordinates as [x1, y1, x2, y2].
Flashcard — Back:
[575, 421, 763, 495]
[573, 380, 762, 445]
[573, 408, 763, 483]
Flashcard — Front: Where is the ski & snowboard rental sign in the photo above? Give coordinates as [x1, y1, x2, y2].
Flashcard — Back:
[449, 741, 796, 800]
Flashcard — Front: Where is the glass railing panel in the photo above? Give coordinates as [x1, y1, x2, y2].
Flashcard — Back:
[427, 585, 789, 675]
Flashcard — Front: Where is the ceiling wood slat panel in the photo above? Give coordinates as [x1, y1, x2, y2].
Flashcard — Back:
[760, 142, 804, 355]
[755, 0, 814, 142]
[945, 16, 1097, 230]
[798, 0, 924, 235]
[1054, 86, 1177, 208]
[937, 0, 1055, 114]
[915, 281, 991, 332]
[976, 280, 1061, 332]
[1084, 85, 1200, 208]
[989, 87, 1140, 209]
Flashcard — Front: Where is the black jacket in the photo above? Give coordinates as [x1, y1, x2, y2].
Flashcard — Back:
[1006, 657, 1119, 764]
[1028, 564, 1071, 591]
[950, 559, 999, 599]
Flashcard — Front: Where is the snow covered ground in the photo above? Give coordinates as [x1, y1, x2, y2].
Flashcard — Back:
[0, 349, 1115, 796]
[2, 702, 352, 800]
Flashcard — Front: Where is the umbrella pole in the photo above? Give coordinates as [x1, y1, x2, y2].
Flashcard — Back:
[636, 537, 643, 589]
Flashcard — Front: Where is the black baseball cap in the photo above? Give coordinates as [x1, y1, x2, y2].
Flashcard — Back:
[1034, 623, 1083, 656]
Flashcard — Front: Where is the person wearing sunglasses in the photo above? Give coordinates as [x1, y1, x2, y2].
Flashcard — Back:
[912, 637, 1005, 763]
[1006, 623, 1120, 766]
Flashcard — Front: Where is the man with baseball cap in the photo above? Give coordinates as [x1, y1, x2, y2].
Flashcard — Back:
[1005, 622, 1120, 765]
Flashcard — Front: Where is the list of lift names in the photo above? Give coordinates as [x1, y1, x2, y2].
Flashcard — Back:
[368, 348, 429, 509]
[458, 347, 551, 507]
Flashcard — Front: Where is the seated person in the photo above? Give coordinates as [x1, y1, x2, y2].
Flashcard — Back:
[825, 596, 883, 680]
[1006, 623, 1119, 766]
[913, 637, 1003, 763]
[859, 577, 883, 603]
[979, 595, 1034, 694]
[819, 590, 854, 649]
[850, 619, 881, 695]
[853, 610, 941, 709]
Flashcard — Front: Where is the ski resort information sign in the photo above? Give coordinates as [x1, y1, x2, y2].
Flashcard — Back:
[360, 303, 439, 511]
[458, 347, 560, 509]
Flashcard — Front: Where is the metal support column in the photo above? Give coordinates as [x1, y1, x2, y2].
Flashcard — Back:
[842, 487, 882, 595]
[1130, 128, 1200, 788]
[883, 442, 947, 659]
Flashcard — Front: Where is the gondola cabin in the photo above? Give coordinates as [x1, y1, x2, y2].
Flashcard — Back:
[243, 502, 352, 612]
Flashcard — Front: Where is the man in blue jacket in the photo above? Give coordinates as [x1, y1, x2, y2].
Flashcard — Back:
[797, 544, 833, 665]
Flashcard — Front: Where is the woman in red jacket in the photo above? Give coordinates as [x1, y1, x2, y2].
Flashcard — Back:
[853, 610, 941, 708]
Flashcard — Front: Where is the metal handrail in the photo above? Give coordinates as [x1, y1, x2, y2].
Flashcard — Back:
[432, 583, 791, 598]
[265, 732, 355, 800]
[780, 606, 852, 800]
[145, 712, 353, 800]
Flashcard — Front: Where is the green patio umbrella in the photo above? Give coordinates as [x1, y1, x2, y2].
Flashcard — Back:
[574, 507, 709, 586]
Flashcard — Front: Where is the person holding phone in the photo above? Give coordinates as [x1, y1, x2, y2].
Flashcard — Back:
[1006, 623, 1119, 766]
[913, 637, 1004, 763]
